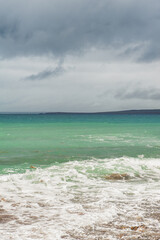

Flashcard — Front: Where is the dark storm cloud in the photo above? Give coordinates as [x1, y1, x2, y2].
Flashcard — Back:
[116, 88, 160, 100]
[0, 0, 160, 61]
[24, 62, 65, 81]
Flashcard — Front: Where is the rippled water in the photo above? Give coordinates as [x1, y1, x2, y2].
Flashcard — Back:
[0, 113, 160, 239]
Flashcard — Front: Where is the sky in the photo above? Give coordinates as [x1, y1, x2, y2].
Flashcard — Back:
[0, 0, 160, 112]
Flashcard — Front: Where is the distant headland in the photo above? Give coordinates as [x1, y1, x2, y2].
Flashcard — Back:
[43, 109, 160, 115]
[1, 109, 160, 115]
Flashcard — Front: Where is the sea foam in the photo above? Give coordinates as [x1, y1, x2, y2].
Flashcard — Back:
[0, 157, 160, 239]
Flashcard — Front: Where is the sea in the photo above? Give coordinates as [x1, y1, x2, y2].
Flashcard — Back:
[0, 113, 160, 240]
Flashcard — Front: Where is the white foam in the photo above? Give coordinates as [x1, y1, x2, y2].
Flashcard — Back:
[0, 157, 160, 239]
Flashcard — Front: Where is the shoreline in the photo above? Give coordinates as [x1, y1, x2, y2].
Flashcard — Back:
[0, 202, 160, 239]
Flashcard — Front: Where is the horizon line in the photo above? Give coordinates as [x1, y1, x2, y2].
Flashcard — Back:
[0, 109, 160, 114]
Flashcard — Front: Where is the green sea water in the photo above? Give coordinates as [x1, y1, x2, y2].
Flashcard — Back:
[1, 113, 160, 239]
[0, 113, 160, 173]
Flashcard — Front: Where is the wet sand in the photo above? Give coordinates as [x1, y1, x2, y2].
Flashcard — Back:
[0, 201, 160, 239]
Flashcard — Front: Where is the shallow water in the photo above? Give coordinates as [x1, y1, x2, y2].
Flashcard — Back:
[0, 114, 160, 239]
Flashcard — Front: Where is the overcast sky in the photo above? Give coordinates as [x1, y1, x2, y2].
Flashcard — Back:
[0, 0, 160, 112]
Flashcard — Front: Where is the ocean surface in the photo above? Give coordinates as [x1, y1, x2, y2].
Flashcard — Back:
[0, 113, 160, 239]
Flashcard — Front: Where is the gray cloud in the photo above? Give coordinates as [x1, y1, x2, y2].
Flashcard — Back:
[24, 61, 65, 81]
[116, 88, 160, 100]
[0, 0, 160, 61]
[1, 0, 160, 113]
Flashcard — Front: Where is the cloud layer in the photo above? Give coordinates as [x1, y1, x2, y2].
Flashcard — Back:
[24, 61, 65, 81]
[0, 0, 160, 61]
[116, 87, 160, 100]
[0, 0, 160, 112]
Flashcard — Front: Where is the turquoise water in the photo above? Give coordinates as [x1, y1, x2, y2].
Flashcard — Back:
[0, 113, 160, 172]
[0, 113, 160, 239]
